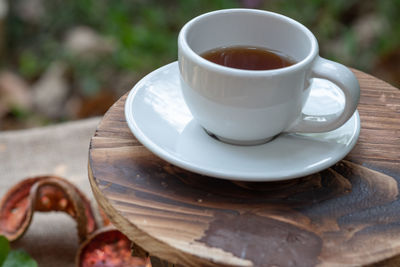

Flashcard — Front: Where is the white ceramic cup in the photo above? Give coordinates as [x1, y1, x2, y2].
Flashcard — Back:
[178, 9, 360, 145]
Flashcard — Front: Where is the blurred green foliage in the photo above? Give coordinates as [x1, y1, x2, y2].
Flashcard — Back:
[1, 0, 399, 129]
[5, 0, 400, 88]
[5, 0, 239, 96]
[0, 236, 37, 267]
[264, 0, 400, 69]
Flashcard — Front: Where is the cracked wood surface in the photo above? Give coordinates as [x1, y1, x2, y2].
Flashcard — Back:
[89, 70, 400, 266]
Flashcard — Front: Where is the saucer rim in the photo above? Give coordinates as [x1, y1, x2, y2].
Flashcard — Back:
[125, 62, 361, 182]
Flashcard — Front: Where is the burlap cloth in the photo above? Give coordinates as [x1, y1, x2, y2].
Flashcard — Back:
[0, 117, 101, 266]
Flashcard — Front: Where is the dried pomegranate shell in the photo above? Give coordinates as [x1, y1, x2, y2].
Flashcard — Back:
[0, 176, 98, 242]
[77, 226, 151, 267]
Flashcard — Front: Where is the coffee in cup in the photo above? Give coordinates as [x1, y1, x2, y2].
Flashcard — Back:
[201, 45, 295, 71]
[178, 9, 360, 145]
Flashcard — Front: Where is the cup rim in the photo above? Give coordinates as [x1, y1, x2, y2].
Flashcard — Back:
[178, 8, 319, 76]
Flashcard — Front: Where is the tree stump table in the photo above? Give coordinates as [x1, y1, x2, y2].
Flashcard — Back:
[88, 69, 400, 267]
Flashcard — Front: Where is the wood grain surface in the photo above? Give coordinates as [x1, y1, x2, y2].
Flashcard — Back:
[88, 69, 400, 267]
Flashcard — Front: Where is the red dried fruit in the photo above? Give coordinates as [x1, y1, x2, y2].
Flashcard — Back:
[0, 176, 99, 242]
[77, 226, 151, 267]
[1, 176, 151, 266]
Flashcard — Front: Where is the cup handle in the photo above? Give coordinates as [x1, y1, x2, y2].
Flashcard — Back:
[287, 56, 360, 133]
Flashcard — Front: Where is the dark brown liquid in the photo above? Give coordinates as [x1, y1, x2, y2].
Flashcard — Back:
[201, 46, 295, 70]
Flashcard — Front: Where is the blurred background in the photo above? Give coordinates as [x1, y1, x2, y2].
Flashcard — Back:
[0, 0, 399, 130]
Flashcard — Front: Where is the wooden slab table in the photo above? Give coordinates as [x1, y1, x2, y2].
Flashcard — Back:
[88, 69, 400, 267]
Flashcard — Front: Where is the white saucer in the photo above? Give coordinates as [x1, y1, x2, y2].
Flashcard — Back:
[125, 62, 360, 182]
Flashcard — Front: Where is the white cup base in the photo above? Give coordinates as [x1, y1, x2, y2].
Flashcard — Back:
[204, 128, 276, 146]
